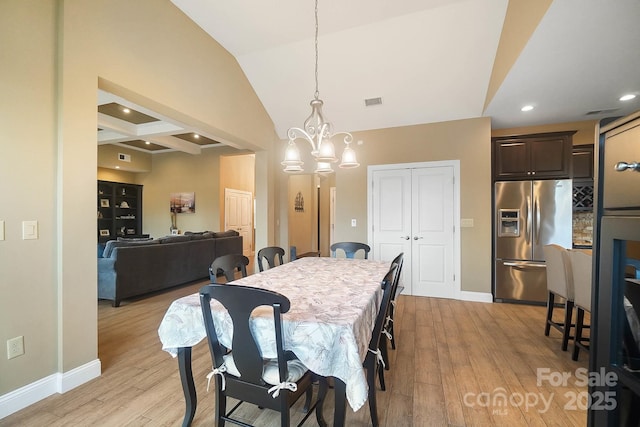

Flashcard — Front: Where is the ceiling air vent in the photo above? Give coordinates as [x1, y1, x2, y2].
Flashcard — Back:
[585, 108, 619, 116]
[364, 97, 383, 107]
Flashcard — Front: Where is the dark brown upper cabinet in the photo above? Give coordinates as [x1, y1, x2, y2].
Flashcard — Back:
[492, 131, 575, 181]
[572, 144, 594, 181]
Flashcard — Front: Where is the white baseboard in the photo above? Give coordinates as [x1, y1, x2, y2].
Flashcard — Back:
[460, 290, 493, 303]
[0, 359, 101, 419]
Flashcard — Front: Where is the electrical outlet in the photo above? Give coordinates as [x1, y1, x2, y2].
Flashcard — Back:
[7, 336, 24, 359]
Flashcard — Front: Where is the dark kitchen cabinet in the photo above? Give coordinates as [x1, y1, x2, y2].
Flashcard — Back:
[98, 180, 143, 243]
[573, 144, 595, 180]
[492, 132, 574, 181]
[573, 144, 595, 211]
[591, 112, 640, 427]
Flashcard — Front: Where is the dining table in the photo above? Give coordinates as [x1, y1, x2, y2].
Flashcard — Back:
[158, 256, 392, 427]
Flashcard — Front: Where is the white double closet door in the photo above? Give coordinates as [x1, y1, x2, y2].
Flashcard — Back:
[368, 161, 460, 298]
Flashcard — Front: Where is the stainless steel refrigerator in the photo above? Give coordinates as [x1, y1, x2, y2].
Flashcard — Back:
[494, 179, 572, 303]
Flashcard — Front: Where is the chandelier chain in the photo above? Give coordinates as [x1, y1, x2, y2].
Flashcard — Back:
[314, 0, 319, 100]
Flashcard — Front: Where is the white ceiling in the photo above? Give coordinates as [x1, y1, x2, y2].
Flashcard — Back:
[169, 0, 639, 139]
[98, 0, 640, 155]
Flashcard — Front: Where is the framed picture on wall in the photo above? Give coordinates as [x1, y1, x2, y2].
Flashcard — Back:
[100, 199, 110, 208]
[170, 192, 196, 214]
[99, 229, 110, 237]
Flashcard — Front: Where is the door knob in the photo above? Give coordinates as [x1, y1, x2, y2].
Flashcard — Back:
[401, 236, 410, 240]
[413, 236, 424, 240]
[615, 161, 640, 172]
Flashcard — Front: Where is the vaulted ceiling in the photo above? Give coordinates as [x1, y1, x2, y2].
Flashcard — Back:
[98, 0, 640, 154]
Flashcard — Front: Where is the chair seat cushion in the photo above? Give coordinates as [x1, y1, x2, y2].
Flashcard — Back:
[221, 353, 307, 385]
[262, 358, 308, 386]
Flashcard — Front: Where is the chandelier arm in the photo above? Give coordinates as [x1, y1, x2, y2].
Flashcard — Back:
[330, 132, 354, 145]
[287, 127, 319, 152]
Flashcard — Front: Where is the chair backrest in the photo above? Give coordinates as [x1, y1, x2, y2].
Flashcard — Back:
[569, 249, 592, 311]
[366, 264, 398, 359]
[330, 241, 371, 259]
[209, 253, 249, 282]
[390, 252, 404, 296]
[543, 244, 573, 300]
[199, 284, 290, 386]
[257, 246, 285, 272]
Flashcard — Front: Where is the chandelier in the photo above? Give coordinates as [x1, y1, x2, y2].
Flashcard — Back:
[281, 0, 359, 174]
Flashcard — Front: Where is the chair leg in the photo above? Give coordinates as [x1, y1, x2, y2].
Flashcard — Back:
[217, 387, 226, 427]
[377, 359, 386, 391]
[561, 300, 574, 351]
[367, 366, 379, 427]
[315, 377, 328, 427]
[303, 385, 312, 413]
[545, 291, 555, 336]
[572, 307, 584, 361]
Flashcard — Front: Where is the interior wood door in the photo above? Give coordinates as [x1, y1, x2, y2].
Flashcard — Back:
[370, 162, 459, 298]
[224, 188, 253, 256]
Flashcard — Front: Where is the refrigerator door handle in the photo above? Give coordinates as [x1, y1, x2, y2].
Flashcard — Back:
[526, 195, 532, 244]
[503, 261, 547, 269]
[535, 195, 541, 245]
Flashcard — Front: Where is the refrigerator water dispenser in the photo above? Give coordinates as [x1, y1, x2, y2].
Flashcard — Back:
[498, 209, 520, 237]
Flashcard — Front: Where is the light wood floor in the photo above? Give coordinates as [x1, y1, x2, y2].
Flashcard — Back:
[1, 275, 588, 427]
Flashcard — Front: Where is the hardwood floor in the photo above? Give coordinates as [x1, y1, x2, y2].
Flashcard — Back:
[0, 277, 588, 427]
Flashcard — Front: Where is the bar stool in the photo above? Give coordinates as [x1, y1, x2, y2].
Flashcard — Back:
[543, 244, 574, 351]
[569, 249, 592, 360]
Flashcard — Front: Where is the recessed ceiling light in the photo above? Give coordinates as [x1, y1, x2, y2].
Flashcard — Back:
[115, 166, 120, 169]
[193, 133, 200, 139]
[145, 141, 150, 145]
[122, 107, 130, 113]
[620, 94, 636, 101]
[521, 105, 534, 112]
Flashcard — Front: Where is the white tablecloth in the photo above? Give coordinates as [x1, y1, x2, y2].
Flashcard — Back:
[158, 256, 390, 412]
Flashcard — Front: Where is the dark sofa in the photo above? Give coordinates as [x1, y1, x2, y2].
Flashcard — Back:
[98, 231, 242, 306]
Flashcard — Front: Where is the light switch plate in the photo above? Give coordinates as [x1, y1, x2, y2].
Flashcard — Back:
[0, 220, 4, 240]
[461, 218, 474, 228]
[22, 220, 38, 240]
[351, 219, 357, 227]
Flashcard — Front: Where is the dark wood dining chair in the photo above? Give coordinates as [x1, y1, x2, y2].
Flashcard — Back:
[257, 246, 285, 272]
[380, 252, 404, 373]
[209, 253, 249, 283]
[199, 284, 322, 427]
[330, 241, 370, 259]
[364, 263, 398, 427]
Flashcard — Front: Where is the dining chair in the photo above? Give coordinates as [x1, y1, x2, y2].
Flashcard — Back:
[209, 253, 249, 283]
[363, 263, 398, 427]
[380, 252, 404, 373]
[199, 283, 321, 427]
[257, 246, 285, 272]
[330, 241, 371, 259]
[543, 244, 575, 351]
[568, 249, 592, 361]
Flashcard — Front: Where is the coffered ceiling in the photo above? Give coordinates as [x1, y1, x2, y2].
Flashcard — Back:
[99, 0, 640, 155]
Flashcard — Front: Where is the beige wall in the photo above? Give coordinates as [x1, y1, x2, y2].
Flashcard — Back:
[0, 0, 59, 394]
[325, 117, 493, 293]
[97, 167, 138, 184]
[0, 0, 276, 398]
[97, 145, 151, 173]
